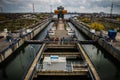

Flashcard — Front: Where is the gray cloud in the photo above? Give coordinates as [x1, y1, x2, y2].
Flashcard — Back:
[0, 0, 120, 14]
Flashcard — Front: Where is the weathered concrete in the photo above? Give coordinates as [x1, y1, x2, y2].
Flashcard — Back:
[0, 19, 51, 63]
[43, 52, 80, 58]
[77, 43, 100, 80]
[70, 18, 120, 61]
[24, 44, 46, 80]
[36, 70, 88, 76]
[46, 44, 76, 49]
[23, 18, 101, 80]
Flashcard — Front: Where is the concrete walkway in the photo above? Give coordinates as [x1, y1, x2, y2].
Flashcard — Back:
[0, 38, 10, 51]
[55, 20, 69, 38]
[0, 32, 19, 52]
[57, 20, 65, 30]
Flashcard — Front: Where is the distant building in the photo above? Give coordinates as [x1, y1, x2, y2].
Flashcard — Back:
[20, 14, 37, 19]
[99, 12, 110, 17]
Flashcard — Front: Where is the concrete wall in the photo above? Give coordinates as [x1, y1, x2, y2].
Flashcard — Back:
[70, 18, 120, 61]
[0, 19, 51, 63]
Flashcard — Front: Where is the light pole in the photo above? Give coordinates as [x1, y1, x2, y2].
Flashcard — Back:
[110, 2, 113, 17]
[50, 5, 52, 13]
[0, 7, 3, 13]
[110, 1, 120, 17]
[32, 3, 35, 13]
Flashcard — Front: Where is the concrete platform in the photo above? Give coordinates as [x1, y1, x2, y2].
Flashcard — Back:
[46, 44, 76, 49]
[43, 52, 80, 58]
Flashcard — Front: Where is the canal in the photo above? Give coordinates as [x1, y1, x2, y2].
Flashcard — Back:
[0, 15, 120, 80]
[68, 22, 120, 80]
[0, 22, 53, 80]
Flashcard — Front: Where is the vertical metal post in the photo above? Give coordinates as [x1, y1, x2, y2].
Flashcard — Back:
[33, 3, 35, 13]
[110, 2, 113, 17]
[50, 5, 52, 13]
[0, 7, 3, 13]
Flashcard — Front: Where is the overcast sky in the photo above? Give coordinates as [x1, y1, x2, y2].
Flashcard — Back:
[0, 0, 120, 14]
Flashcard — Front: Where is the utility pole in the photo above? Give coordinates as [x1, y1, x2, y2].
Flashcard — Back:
[110, 2, 113, 17]
[32, 3, 35, 13]
[50, 5, 52, 13]
[0, 7, 3, 13]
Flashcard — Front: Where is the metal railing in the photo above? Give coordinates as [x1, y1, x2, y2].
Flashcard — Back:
[45, 40, 77, 44]
[66, 63, 73, 72]
[36, 63, 43, 71]
[36, 63, 74, 72]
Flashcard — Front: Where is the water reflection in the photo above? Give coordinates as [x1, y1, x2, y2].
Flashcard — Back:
[0, 22, 53, 80]
[83, 44, 120, 80]
[69, 21, 120, 80]
[0, 44, 40, 80]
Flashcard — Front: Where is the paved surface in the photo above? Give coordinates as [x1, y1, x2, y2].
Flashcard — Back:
[0, 32, 20, 52]
[48, 20, 74, 46]
[55, 20, 69, 38]
[0, 38, 10, 51]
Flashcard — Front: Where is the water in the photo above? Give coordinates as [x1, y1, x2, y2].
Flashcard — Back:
[0, 22, 53, 80]
[83, 44, 120, 80]
[68, 22, 120, 80]
[0, 44, 40, 80]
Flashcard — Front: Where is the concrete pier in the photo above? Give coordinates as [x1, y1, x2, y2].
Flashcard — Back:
[0, 19, 51, 63]
[43, 52, 80, 58]
[24, 44, 46, 80]
[77, 43, 100, 80]
[70, 18, 120, 62]
[29, 19, 100, 80]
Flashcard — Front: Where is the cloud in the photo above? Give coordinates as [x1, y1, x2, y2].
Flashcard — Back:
[0, 0, 119, 14]
[80, 6, 85, 9]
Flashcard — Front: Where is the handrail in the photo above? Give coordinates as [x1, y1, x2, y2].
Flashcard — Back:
[24, 40, 97, 45]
